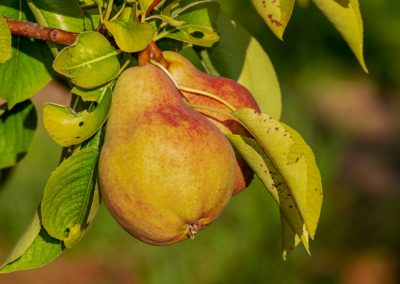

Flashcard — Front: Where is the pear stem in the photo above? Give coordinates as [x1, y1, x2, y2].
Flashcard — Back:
[190, 104, 240, 123]
[150, 60, 237, 113]
[150, 59, 192, 103]
[178, 86, 237, 112]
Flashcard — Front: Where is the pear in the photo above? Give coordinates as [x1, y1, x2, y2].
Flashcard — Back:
[163, 51, 261, 195]
[99, 64, 236, 245]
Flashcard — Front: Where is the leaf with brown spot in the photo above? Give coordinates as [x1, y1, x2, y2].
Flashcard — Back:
[226, 108, 323, 258]
[251, 0, 295, 40]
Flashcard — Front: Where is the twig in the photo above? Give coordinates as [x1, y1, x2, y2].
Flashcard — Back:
[4, 17, 78, 45]
[146, 0, 162, 15]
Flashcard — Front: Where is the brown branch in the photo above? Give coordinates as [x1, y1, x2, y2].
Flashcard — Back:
[146, 0, 162, 15]
[3, 0, 162, 47]
[4, 17, 78, 45]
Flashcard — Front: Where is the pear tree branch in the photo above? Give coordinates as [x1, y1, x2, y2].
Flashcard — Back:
[3, 0, 162, 46]
[4, 17, 78, 45]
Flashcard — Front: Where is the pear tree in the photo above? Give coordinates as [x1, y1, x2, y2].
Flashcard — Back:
[0, 0, 366, 273]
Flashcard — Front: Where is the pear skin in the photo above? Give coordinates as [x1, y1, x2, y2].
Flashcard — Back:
[99, 64, 236, 245]
[163, 51, 261, 194]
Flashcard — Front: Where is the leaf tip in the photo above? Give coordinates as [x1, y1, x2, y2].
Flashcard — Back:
[63, 224, 82, 248]
[282, 250, 288, 261]
[359, 58, 369, 73]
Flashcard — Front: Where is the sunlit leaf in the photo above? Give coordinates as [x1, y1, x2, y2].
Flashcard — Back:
[231, 109, 323, 239]
[83, 7, 101, 30]
[30, 0, 85, 32]
[0, 101, 37, 169]
[226, 109, 323, 258]
[282, 122, 323, 237]
[227, 134, 310, 253]
[157, 15, 186, 27]
[0, 129, 102, 272]
[0, 13, 12, 63]
[0, 213, 63, 273]
[71, 83, 111, 102]
[0, 1, 53, 109]
[159, 2, 219, 47]
[164, 25, 219, 47]
[41, 131, 102, 248]
[104, 7, 154, 52]
[53, 31, 120, 89]
[251, 0, 295, 40]
[43, 85, 112, 147]
[201, 12, 281, 119]
[312, 0, 367, 72]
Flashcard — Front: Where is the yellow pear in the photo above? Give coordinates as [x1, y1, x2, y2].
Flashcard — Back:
[163, 51, 261, 194]
[99, 64, 236, 245]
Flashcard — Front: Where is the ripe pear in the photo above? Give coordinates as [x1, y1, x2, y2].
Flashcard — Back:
[163, 51, 261, 195]
[99, 64, 236, 245]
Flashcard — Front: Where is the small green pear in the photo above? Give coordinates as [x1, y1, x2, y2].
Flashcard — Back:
[163, 51, 261, 195]
[99, 64, 236, 245]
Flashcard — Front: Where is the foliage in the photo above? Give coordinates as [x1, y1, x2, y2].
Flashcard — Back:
[0, 0, 367, 274]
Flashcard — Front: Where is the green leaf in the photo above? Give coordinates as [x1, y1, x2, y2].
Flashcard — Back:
[41, 133, 102, 247]
[148, 14, 186, 28]
[282, 122, 323, 237]
[0, 13, 12, 63]
[227, 109, 323, 257]
[104, 7, 154, 52]
[83, 7, 101, 30]
[0, 213, 63, 273]
[78, 0, 96, 6]
[43, 84, 112, 147]
[159, 2, 219, 47]
[251, 0, 295, 40]
[163, 25, 219, 47]
[281, 215, 303, 260]
[0, 101, 37, 169]
[0, 128, 102, 272]
[29, 0, 85, 32]
[53, 31, 120, 89]
[71, 83, 110, 102]
[312, 0, 367, 72]
[1, 213, 41, 268]
[0, 1, 53, 109]
[227, 134, 310, 254]
[232, 109, 322, 238]
[201, 12, 281, 119]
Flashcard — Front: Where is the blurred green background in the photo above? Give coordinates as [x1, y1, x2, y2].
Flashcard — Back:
[1, 1, 400, 283]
